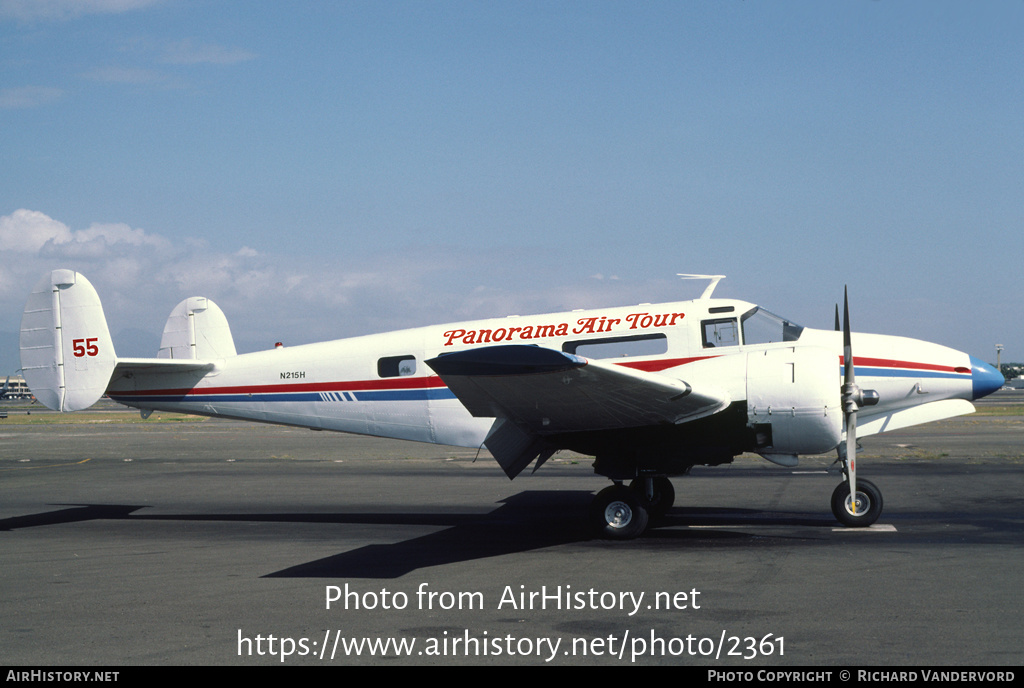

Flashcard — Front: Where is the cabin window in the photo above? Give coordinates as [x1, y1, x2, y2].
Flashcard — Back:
[562, 333, 668, 359]
[377, 355, 416, 377]
[702, 318, 739, 348]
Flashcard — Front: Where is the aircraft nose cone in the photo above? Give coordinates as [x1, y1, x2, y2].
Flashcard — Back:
[970, 356, 1003, 400]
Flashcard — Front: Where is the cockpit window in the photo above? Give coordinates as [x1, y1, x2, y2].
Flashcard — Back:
[701, 318, 739, 348]
[740, 307, 804, 344]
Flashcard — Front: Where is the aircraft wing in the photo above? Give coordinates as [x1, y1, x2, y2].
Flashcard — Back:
[425, 345, 729, 478]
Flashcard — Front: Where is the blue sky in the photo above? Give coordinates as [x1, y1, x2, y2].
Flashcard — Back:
[2, 1, 1022, 374]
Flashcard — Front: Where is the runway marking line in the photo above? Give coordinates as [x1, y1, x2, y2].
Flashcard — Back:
[0, 458, 91, 472]
[686, 523, 897, 533]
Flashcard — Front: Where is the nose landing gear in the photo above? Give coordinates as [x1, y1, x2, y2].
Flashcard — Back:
[831, 478, 882, 527]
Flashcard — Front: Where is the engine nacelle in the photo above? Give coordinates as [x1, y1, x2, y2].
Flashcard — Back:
[746, 346, 842, 461]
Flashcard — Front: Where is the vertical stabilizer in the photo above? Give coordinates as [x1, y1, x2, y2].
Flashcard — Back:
[157, 297, 236, 360]
[20, 270, 117, 411]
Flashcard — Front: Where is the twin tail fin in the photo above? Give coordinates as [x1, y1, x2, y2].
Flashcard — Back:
[19, 270, 233, 412]
[20, 270, 117, 411]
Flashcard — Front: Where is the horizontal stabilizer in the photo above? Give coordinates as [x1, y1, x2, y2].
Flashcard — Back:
[114, 358, 216, 375]
[104, 358, 217, 407]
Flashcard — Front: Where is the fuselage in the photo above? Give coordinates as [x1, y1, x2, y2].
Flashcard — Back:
[106, 297, 1003, 470]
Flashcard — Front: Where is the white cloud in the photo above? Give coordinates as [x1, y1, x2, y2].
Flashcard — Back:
[82, 66, 169, 85]
[0, 86, 63, 109]
[74, 222, 169, 248]
[0, 0, 161, 21]
[160, 39, 256, 66]
[76, 40, 254, 94]
[0, 209, 72, 251]
[0, 210, 170, 258]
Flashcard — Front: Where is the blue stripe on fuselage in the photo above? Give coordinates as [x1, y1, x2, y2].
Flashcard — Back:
[840, 367, 968, 381]
[109, 388, 457, 404]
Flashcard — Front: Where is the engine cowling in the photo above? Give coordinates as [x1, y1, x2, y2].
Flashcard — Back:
[746, 346, 842, 461]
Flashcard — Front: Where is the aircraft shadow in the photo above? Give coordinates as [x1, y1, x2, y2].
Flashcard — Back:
[0, 503, 149, 530]
[263, 498, 839, 578]
[3, 494, 842, 578]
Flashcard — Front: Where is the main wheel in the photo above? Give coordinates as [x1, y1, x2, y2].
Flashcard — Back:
[591, 485, 649, 540]
[831, 479, 883, 527]
[629, 476, 675, 516]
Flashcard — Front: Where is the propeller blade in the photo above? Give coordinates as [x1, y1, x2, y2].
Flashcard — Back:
[842, 286, 857, 513]
[834, 304, 840, 332]
[843, 287, 854, 388]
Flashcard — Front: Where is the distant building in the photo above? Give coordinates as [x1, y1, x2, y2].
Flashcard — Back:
[2, 375, 31, 399]
[1007, 376, 1024, 390]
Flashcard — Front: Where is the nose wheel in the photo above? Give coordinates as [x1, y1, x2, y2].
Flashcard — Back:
[831, 478, 882, 527]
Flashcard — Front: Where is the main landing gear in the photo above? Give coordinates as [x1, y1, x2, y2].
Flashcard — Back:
[590, 476, 675, 540]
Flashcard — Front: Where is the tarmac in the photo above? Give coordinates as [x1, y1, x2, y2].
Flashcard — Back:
[1, 391, 1022, 665]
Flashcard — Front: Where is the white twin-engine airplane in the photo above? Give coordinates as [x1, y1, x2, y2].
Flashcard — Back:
[20, 270, 1004, 539]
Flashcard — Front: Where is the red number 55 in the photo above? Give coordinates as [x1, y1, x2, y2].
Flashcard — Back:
[72, 338, 99, 357]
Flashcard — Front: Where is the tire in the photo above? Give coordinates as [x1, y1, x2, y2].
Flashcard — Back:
[831, 479, 883, 527]
[591, 485, 650, 540]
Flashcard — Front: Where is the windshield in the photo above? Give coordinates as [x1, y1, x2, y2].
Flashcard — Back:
[740, 307, 804, 344]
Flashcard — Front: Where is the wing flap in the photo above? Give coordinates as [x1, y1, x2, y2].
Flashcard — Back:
[484, 418, 557, 479]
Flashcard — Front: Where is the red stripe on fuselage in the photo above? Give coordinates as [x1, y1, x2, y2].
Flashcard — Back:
[111, 374, 449, 398]
[839, 356, 966, 374]
[616, 355, 720, 372]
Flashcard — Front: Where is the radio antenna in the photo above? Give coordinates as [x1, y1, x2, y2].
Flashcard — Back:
[678, 274, 726, 300]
